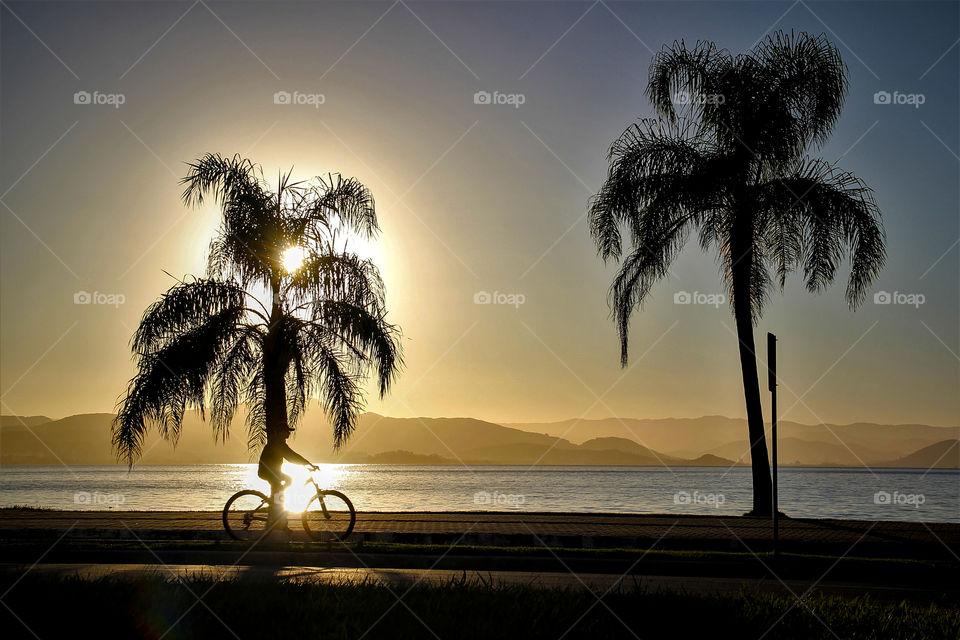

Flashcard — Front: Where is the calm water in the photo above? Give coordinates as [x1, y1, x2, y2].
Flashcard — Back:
[1, 465, 957, 522]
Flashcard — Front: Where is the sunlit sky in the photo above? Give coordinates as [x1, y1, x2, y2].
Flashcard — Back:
[1, 1, 957, 427]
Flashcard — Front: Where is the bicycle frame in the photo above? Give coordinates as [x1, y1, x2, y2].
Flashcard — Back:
[268, 471, 325, 511]
[240, 477, 317, 527]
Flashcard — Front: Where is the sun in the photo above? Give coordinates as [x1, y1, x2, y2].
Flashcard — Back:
[281, 246, 306, 272]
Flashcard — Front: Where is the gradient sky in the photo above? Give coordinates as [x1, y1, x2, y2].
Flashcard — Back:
[1, 1, 958, 427]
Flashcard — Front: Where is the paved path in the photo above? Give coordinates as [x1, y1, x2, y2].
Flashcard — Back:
[2, 510, 957, 557]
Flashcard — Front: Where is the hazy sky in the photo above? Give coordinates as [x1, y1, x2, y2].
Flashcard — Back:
[1, 1, 958, 427]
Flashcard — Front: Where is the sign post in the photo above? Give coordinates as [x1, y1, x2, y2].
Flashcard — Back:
[767, 332, 779, 556]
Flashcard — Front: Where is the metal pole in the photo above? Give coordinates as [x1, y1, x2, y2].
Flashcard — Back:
[768, 332, 779, 556]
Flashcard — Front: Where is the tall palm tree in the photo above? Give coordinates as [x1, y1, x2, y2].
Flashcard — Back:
[589, 31, 885, 515]
[113, 153, 402, 470]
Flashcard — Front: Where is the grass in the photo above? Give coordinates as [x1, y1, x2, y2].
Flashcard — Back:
[0, 504, 53, 511]
[0, 573, 956, 639]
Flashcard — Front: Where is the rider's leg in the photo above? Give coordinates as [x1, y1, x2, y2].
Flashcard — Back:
[266, 476, 285, 528]
[276, 474, 293, 530]
[265, 474, 294, 529]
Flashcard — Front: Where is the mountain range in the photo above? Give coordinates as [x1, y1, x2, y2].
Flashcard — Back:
[1, 412, 956, 469]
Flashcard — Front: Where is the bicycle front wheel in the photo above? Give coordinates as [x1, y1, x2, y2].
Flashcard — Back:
[301, 490, 356, 542]
[222, 489, 272, 541]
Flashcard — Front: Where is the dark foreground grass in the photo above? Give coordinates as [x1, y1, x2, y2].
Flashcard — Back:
[1, 574, 957, 640]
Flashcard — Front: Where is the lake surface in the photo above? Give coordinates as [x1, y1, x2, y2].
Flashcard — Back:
[1, 465, 956, 522]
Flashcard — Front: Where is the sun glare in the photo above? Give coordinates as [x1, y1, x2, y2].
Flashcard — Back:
[281, 246, 306, 272]
[244, 463, 348, 514]
[284, 463, 349, 513]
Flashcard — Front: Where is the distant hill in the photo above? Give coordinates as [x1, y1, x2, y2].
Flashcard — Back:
[506, 417, 959, 466]
[506, 416, 747, 454]
[0, 413, 251, 465]
[876, 440, 959, 469]
[339, 450, 458, 465]
[340, 414, 579, 458]
[705, 437, 886, 467]
[1, 412, 955, 469]
[0, 412, 734, 467]
[1, 415, 52, 428]
[580, 437, 662, 456]
[317, 414, 737, 466]
[690, 454, 743, 466]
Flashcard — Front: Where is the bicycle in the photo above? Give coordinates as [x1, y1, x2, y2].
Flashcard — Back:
[222, 467, 356, 542]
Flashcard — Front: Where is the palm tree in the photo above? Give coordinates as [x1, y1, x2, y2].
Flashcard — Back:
[113, 153, 402, 472]
[588, 31, 885, 515]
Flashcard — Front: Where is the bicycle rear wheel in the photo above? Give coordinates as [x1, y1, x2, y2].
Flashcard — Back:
[222, 489, 272, 541]
[301, 490, 356, 542]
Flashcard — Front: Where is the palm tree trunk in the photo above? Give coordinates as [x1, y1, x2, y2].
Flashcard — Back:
[731, 225, 773, 516]
[734, 305, 773, 515]
[263, 343, 288, 441]
[263, 358, 288, 529]
[263, 281, 289, 527]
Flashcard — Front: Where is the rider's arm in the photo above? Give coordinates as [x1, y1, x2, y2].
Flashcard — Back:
[281, 442, 313, 468]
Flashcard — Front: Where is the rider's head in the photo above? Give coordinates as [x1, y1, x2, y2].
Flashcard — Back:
[284, 426, 295, 440]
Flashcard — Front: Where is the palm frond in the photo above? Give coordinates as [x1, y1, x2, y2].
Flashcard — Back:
[315, 346, 365, 449]
[286, 251, 385, 311]
[132, 278, 248, 355]
[754, 158, 885, 306]
[306, 301, 402, 396]
[113, 306, 246, 465]
[610, 217, 691, 366]
[589, 118, 714, 261]
[753, 31, 847, 149]
[181, 153, 265, 209]
[294, 174, 378, 241]
[210, 325, 262, 441]
[647, 39, 730, 123]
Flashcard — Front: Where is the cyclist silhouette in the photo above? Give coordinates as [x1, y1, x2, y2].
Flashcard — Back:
[258, 426, 315, 530]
